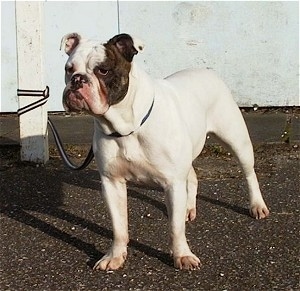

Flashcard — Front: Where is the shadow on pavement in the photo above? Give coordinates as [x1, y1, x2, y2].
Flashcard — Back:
[0, 144, 175, 268]
[200, 195, 249, 217]
[0, 139, 253, 271]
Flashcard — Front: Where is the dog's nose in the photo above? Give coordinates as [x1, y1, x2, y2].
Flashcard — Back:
[71, 74, 88, 90]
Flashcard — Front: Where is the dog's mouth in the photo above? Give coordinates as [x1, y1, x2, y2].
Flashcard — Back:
[63, 77, 110, 115]
[63, 73, 93, 112]
[63, 88, 90, 112]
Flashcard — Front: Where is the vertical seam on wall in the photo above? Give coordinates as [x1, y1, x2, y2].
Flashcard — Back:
[117, 0, 120, 33]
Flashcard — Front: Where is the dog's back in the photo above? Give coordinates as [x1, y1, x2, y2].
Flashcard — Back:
[160, 68, 241, 155]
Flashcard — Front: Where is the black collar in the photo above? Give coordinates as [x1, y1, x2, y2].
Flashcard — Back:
[108, 99, 154, 138]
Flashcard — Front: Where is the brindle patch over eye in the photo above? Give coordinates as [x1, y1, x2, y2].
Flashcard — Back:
[95, 45, 132, 105]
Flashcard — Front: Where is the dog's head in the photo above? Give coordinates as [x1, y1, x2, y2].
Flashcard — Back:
[61, 33, 144, 115]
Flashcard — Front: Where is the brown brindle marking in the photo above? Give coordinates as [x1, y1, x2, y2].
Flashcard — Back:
[96, 44, 132, 106]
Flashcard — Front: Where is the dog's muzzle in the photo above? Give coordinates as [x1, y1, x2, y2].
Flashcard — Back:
[63, 73, 92, 112]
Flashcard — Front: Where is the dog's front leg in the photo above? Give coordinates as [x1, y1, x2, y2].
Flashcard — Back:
[166, 181, 201, 270]
[93, 177, 128, 271]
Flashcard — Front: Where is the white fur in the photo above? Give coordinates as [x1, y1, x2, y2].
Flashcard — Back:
[91, 63, 269, 270]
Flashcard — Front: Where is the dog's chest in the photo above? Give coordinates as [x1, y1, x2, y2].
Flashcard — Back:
[107, 137, 165, 185]
[119, 141, 141, 165]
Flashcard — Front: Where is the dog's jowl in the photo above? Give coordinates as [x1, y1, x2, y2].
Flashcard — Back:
[61, 33, 269, 271]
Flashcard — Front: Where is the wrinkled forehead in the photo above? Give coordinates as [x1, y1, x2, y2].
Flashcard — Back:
[67, 39, 107, 69]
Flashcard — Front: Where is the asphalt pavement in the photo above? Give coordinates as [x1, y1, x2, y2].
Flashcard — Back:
[0, 109, 299, 145]
[0, 109, 299, 290]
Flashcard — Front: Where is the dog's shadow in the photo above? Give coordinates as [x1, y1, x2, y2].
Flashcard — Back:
[1, 153, 248, 269]
[0, 158, 173, 268]
[200, 195, 249, 217]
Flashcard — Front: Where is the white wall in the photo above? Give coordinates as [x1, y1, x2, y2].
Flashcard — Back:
[1, 1, 18, 112]
[119, 1, 299, 107]
[1, 1, 299, 112]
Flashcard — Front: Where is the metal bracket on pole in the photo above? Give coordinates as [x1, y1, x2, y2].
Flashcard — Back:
[17, 87, 50, 116]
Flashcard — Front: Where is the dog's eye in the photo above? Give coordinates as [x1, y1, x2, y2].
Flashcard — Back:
[95, 67, 109, 76]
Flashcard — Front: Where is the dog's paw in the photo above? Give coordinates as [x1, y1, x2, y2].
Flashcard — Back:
[174, 255, 201, 270]
[186, 208, 196, 222]
[250, 203, 270, 219]
[93, 253, 127, 271]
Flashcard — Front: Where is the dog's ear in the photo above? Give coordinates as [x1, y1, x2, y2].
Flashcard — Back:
[60, 33, 82, 56]
[106, 33, 144, 62]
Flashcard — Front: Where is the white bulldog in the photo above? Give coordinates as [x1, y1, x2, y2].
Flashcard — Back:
[61, 33, 269, 271]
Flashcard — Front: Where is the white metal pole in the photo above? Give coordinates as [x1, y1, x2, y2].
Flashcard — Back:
[15, 1, 49, 163]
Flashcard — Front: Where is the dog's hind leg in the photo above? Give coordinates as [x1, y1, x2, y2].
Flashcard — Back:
[186, 166, 198, 221]
[210, 105, 269, 219]
[235, 142, 269, 219]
